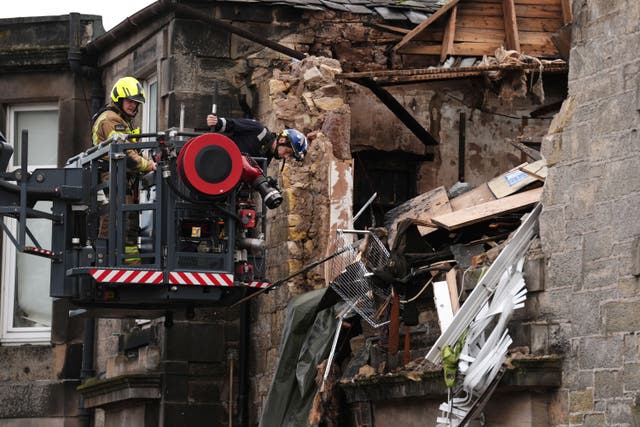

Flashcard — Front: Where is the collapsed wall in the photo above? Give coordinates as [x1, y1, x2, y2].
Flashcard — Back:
[246, 55, 354, 418]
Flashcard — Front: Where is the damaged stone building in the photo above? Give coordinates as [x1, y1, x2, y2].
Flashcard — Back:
[0, 0, 638, 426]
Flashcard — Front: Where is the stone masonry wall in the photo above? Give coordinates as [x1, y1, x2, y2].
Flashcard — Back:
[539, 1, 640, 425]
[246, 55, 353, 422]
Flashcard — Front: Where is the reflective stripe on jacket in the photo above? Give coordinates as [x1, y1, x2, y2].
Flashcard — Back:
[92, 107, 151, 173]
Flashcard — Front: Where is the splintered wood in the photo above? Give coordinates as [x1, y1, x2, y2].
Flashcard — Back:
[449, 183, 496, 211]
[430, 187, 542, 230]
[488, 163, 538, 198]
[520, 159, 548, 180]
[384, 185, 452, 247]
[394, 0, 567, 58]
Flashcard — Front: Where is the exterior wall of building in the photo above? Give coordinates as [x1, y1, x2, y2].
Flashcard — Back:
[236, 22, 569, 427]
[247, 55, 353, 422]
[85, 3, 563, 424]
[539, 0, 640, 425]
[0, 14, 104, 427]
[85, 6, 345, 427]
[89, 13, 240, 427]
[0, 3, 589, 427]
[0, 16, 100, 160]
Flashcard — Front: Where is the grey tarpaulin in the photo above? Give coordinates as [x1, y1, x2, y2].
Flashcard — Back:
[259, 287, 340, 427]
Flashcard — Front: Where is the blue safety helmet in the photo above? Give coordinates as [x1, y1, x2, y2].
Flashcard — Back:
[279, 129, 308, 161]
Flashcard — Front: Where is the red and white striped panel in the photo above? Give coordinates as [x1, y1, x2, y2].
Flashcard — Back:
[23, 246, 57, 258]
[245, 281, 271, 289]
[168, 271, 234, 286]
[90, 269, 164, 284]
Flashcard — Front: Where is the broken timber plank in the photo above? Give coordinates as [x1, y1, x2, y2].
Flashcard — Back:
[520, 43, 560, 58]
[508, 139, 542, 161]
[394, 0, 461, 52]
[370, 23, 410, 35]
[384, 186, 452, 246]
[520, 159, 548, 180]
[389, 290, 400, 355]
[446, 268, 460, 314]
[441, 6, 458, 63]
[450, 183, 497, 211]
[431, 187, 542, 230]
[488, 163, 538, 198]
[560, 0, 573, 24]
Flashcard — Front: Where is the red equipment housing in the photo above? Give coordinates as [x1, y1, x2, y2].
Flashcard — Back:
[177, 133, 283, 208]
[177, 133, 243, 196]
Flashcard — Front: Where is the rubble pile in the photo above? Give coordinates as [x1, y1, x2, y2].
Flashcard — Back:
[265, 56, 352, 292]
[337, 158, 547, 382]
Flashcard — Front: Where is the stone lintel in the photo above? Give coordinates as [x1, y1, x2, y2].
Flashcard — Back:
[77, 374, 161, 409]
[0, 49, 70, 72]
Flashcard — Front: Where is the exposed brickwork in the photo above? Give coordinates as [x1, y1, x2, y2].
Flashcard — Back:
[540, 0, 640, 425]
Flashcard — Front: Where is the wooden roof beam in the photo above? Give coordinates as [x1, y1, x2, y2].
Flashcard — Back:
[440, 6, 458, 63]
[503, 0, 521, 51]
[339, 62, 568, 79]
[394, 0, 461, 53]
[560, 0, 573, 24]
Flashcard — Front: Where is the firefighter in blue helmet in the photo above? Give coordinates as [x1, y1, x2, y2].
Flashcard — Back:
[206, 114, 308, 165]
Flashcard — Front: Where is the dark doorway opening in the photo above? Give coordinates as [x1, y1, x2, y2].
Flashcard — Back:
[353, 150, 420, 230]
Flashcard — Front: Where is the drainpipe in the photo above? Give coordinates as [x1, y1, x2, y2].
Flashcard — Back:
[227, 348, 238, 427]
[79, 318, 96, 427]
[458, 112, 466, 182]
[68, 13, 104, 116]
[68, 13, 99, 427]
[238, 301, 250, 427]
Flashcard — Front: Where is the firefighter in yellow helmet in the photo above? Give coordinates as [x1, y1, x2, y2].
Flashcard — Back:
[92, 76, 156, 265]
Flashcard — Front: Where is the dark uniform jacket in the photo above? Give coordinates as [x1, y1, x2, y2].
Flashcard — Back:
[213, 117, 275, 164]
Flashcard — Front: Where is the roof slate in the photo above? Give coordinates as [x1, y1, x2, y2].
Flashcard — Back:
[223, 0, 443, 21]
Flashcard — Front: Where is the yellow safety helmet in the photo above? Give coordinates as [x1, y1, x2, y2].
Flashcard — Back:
[110, 76, 146, 104]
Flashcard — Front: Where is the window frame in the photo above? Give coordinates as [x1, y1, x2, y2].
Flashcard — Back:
[141, 76, 158, 134]
[138, 76, 158, 327]
[1, 102, 59, 345]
